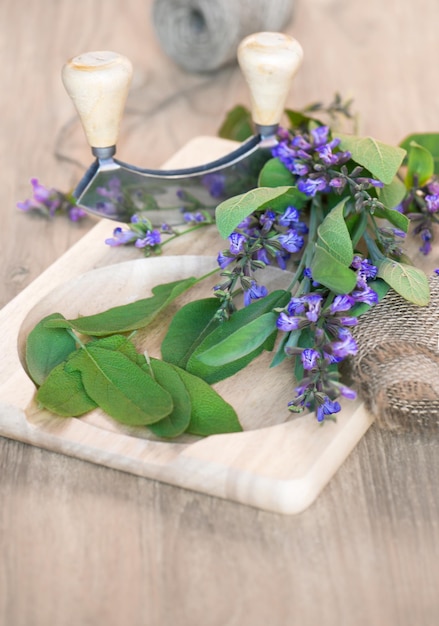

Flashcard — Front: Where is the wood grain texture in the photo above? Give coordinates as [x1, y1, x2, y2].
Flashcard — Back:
[2, 0, 439, 624]
[0, 244, 373, 515]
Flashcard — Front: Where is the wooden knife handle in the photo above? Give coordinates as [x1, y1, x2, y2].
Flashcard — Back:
[62, 51, 133, 152]
[237, 32, 303, 130]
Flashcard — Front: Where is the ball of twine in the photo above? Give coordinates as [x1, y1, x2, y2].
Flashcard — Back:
[152, 0, 295, 72]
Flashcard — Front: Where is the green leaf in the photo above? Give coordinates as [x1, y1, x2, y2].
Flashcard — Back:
[257, 158, 296, 188]
[66, 346, 174, 426]
[377, 177, 407, 210]
[218, 105, 253, 141]
[25, 313, 77, 386]
[270, 328, 301, 368]
[316, 199, 353, 266]
[161, 298, 221, 368]
[195, 312, 278, 367]
[405, 141, 434, 188]
[399, 132, 439, 175]
[338, 133, 406, 184]
[378, 259, 430, 305]
[215, 187, 294, 238]
[146, 359, 192, 438]
[345, 211, 368, 249]
[310, 243, 357, 294]
[44, 277, 197, 336]
[36, 362, 98, 417]
[372, 205, 410, 233]
[186, 290, 290, 383]
[285, 108, 320, 131]
[171, 365, 242, 436]
[88, 334, 141, 360]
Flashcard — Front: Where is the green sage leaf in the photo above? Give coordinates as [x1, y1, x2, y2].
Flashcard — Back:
[316, 199, 353, 266]
[66, 346, 173, 426]
[171, 365, 242, 436]
[345, 211, 368, 249]
[186, 290, 290, 383]
[146, 359, 191, 438]
[372, 205, 410, 233]
[404, 141, 434, 188]
[215, 187, 293, 238]
[195, 312, 278, 367]
[377, 177, 407, 210]
[161, 298, 222, 368]
[218, 105, 253, 141]
[43, 277, 197, 336]
[257, 158, 296, 188]
[285, 108, 320, 130]
[36, 362, 97, 417]
[25, 313, 77, 386]
[378, 259, 430, 305]
[310, 243, 357, 294]
[399, 133, 439, 175]
[338, 133, 406, 184]
[270, 328, 301, 368]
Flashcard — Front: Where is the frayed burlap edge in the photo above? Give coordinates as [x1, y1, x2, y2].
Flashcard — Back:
[347, 275, 439, 432]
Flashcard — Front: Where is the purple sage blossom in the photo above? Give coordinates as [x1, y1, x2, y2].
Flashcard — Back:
[301, 348, 320, 370]
[316, 397, 341, 422]
[278, 229, 304, 253]
[243, 281, 268, 306]
[276, 311, 301, 332]
[229, 232, 246, 255]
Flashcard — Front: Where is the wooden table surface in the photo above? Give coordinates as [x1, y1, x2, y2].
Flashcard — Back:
[1, 1, 439, 624]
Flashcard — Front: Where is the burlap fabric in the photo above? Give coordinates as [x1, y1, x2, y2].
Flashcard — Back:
[348, 274, 439, 431]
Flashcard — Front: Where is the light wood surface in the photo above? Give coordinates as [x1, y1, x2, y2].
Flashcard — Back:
[2, 0, 439, 624]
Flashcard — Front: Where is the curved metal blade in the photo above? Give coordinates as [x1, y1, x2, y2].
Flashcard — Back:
[73, 135, 275, 225]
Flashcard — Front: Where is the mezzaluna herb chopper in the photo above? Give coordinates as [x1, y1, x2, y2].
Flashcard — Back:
[61, 32, 303, 225]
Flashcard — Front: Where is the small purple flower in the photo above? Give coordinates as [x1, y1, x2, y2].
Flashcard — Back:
[278, 229, 304, 253]
[297, 176, 328, 197]
[255, 247, 272, 266]
[243, 281, 268, 306]
[229, 232, 246, 255]
[338, 316, 358, 327]
[330, 294, 355, 313]
[311, 126, 330, 146]
[303, 293, 323, 322]
[287, 297, 306, 316]
[135, 229, 161, 248]
[331, 329, 358, 359]
[301, 348, 320, 370]
[328, 176, 346, 190]
[277, 311, 301, 331]
[217, 251, 234, 269]
[68, 206, 87, 222]
[278, 205, 300, 226]
[420, 229, 432, 255]
[351, 286, 379, 305]
[338, 385, 357, 400]
[274, 250, 291, 270]
[183, 211, 207, 223]
[105, 227, 138, 247]
[316, 397, 341, 422]
[17, 178, 73, 218]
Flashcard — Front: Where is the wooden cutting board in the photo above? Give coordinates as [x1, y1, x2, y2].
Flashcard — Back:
[0, 137, 373, 514]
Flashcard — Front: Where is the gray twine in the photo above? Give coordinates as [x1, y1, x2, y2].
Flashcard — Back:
[152, 0, 295, 72]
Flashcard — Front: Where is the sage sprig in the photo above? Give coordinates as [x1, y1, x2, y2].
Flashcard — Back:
[21, 95, 439, 427]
